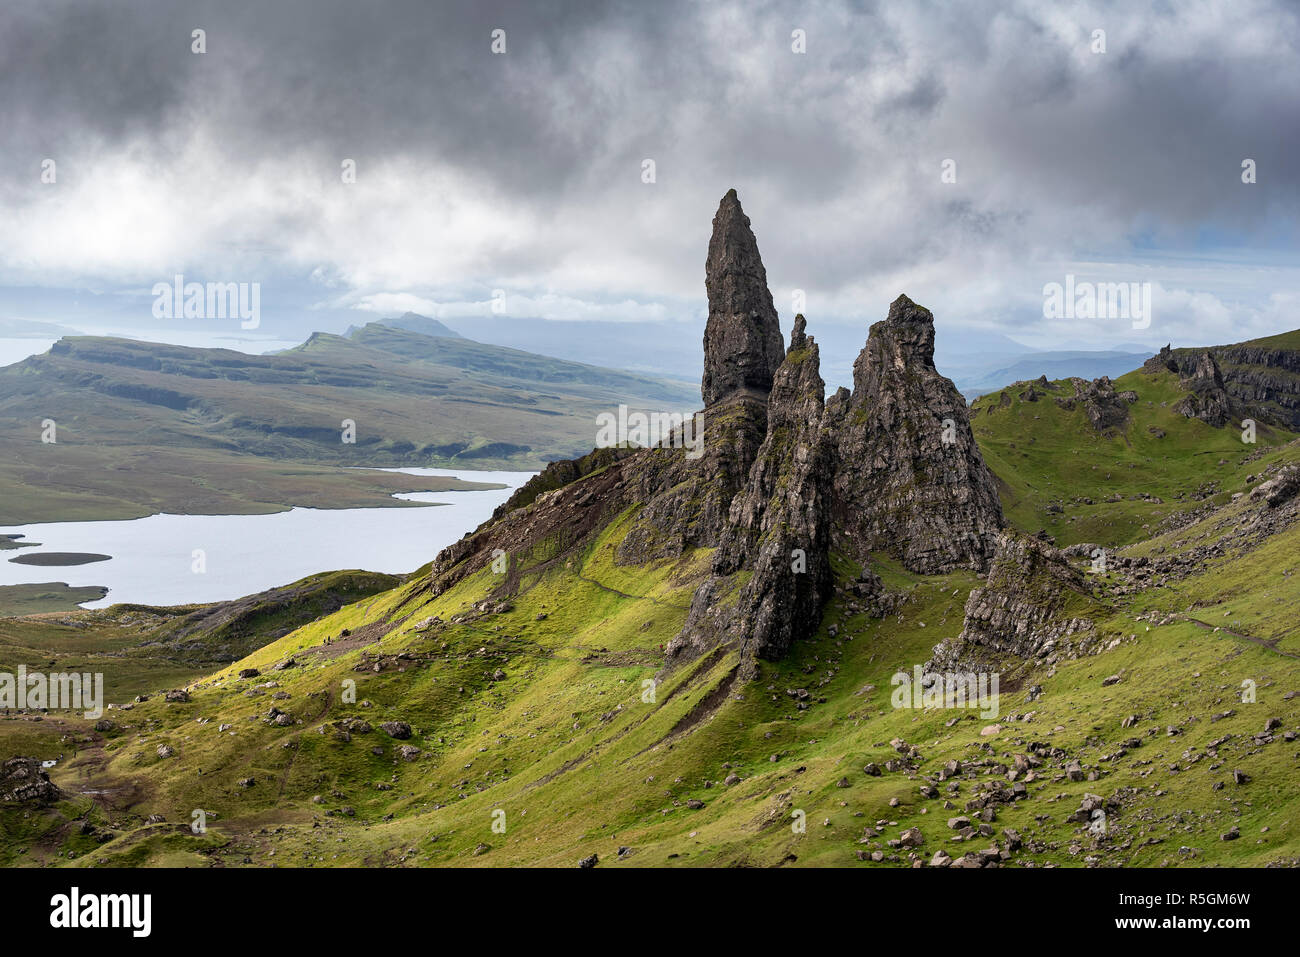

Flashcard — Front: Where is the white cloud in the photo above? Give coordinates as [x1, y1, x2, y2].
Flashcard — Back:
[0, 0, 1295, 353]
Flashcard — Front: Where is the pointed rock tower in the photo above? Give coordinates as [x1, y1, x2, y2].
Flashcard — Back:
[435, 194, 1008, 674]
[701, 189, 787, 405]
[616, 189, 781, 564]
[669, 316, 836, 664]
[828, 294, 1003, 574]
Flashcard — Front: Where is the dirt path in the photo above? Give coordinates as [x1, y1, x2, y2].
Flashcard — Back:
[572, 568, 688, 611]
[275, 688, 333, 799]
[1180, 615, 1300, 660]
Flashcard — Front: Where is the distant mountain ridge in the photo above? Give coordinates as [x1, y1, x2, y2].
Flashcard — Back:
[0, 320, 699, 522]
[958, 349, 1150, 399]
[345, 311, 464, 340]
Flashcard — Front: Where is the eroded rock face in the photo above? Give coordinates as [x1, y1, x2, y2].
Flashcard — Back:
[0, 757, 61, 804]
[614, 399, 768, 564]
[430, 450, 636, 599]
[669, 317, 835, 663]
[829, 295, 1003, 574]
[1174, 351, 1233, 427]
[1148, 341, 1300, 429]
[928, 532, 1106, 673]
[701, 189, 786, 406]
[618, 190, 783, 563]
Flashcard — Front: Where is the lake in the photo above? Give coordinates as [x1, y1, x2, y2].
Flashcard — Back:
[0, 467, 534, 608]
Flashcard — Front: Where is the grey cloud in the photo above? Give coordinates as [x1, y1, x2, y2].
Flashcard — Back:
[0, 0, 1297, 346]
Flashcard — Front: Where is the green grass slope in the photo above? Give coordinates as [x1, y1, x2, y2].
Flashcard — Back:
[0, 570, 399, 700]
[7, 444, 1299, 869]
[972, 369, 1295, 547]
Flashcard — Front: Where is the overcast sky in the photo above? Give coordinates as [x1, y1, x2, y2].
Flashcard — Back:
[1, 0, 1297, 362]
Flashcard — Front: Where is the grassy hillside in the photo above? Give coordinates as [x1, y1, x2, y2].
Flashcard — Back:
[972, 369, 1295, 547]
[5, 331, 1299, 870]
[0, 570, 399, 699]
[5, 433, 1298, 869]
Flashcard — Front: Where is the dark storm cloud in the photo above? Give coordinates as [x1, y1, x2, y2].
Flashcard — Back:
[2, 0, 725, 201]
[1, 0, 1297, 347]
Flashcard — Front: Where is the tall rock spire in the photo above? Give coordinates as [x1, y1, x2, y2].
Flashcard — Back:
[669, 315, 835, 665]
[701, 189, 786, 406]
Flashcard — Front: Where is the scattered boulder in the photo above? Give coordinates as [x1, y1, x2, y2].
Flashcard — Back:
[0, 757, 61, 804]
[380, 721, 412, 740]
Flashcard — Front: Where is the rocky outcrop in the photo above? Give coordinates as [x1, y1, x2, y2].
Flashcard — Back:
[1143, 344, 1180, 375]
[1173, 351, 1233, 427]
[0, 756, 61, 804]
[1054, 376, 1138, 433]
[1147, 340, 1300, 429]
[701, 188, 786, 406]
[1251, 464, 1300, 509]
[430, 451, 636, 599]
[928, 532, 1107, 673]
[491, 447, 633, 521]
[669, 317, 835, 663]
[614, 400, 768, 563]
[1210, 344, 1300, 429]
[829, 295, 1003, 574]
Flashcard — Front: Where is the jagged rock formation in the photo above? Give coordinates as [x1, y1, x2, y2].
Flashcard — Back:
[828, 295, 1003, 574]
[928, 532, 1108, 673]
[1145, 345, 1235, 427]
[429, 191, 1008, 673]
[1174, 351, 1233, 427]
[1148, 340, 1300, 428]
[668, 317, 835, 664]
[1143, 343, 1180, 376]
[431, 189, 786, 589]
[0, 756, 61, 804]
[1054, 376, 1138, 433]
[701, 188, 786, 406]
[614, 401, 768, 563]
